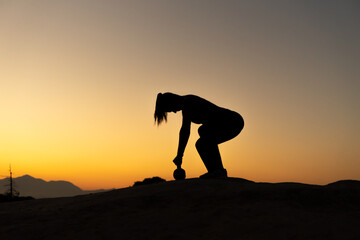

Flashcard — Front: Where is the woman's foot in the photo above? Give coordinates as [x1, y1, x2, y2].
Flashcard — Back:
[199, 169, 227, 179]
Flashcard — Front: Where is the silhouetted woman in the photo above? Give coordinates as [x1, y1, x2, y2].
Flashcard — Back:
[154, 93, 244, 178]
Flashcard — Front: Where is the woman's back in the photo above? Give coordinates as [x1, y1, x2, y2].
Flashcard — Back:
[183, 95, 225, 124]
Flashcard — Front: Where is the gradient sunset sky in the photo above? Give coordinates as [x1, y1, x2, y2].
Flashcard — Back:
[1, 1, 359, 190]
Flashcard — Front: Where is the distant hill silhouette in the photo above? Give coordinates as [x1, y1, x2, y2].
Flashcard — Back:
[0, 175, 109, 198]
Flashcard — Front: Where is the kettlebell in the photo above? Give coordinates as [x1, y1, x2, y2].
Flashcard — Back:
[173, 167, 186, 180]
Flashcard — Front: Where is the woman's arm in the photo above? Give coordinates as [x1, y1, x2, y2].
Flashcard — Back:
[173, 111, 191, 167]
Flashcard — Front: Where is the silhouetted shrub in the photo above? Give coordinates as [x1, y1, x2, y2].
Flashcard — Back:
[133, 177, 166, 187]
[0, 194, 34, 202]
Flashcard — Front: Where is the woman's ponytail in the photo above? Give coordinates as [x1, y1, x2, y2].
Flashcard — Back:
[154, 93, 167, 125]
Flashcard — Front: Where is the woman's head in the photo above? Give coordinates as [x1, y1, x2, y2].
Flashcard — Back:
[154, 92, 182, 125]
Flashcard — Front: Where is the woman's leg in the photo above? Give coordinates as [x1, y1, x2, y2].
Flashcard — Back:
[195, 137, 224, 172]
[196, 112, 244, 175]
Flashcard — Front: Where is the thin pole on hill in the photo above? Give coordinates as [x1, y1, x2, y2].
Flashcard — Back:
[9, 164, 13, 198]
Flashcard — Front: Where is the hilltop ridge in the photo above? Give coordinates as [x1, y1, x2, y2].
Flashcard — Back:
[0, 178, 359, 239]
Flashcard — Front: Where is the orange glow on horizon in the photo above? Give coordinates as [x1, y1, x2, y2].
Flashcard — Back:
[1, 1, 359, 190]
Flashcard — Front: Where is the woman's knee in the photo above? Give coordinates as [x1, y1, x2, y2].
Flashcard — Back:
[195, 138, 204, 150]
[196, 137, 218, 150]
[198, 125, 208, 138]
[196, 138, 214, 151]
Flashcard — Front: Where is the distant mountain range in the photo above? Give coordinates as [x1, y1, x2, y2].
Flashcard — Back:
[0, 175, 110, 199]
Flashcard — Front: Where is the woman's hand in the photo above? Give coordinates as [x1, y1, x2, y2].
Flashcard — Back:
[173, 155, 183, 167]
